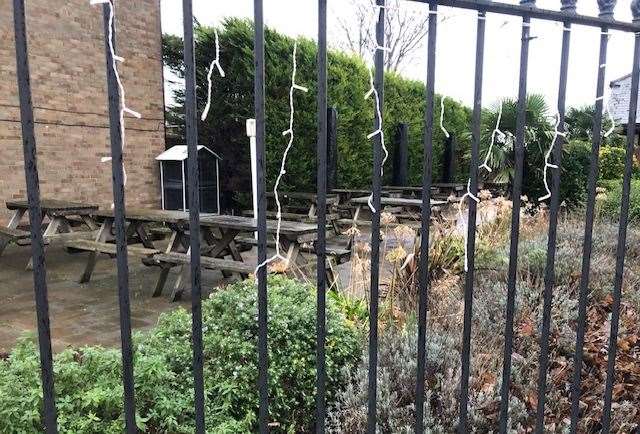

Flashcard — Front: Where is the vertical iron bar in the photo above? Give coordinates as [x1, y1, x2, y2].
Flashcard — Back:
[315, 0, 328, 431]
[367, 1, 385, 432]
[254, 0, 269, 431]
[600, 32, 640, 434]
[457, 9, 486, 433]
[497, 10, 532, 434]
[415, 2, 437, 431]
[181, 0, 205, 431]
[532, 20, 572, 434]
[12, 1, 58, 432]
[568, 27, 610, 434]
[327, 107, 338, 191]
[100, 3, 136, 432]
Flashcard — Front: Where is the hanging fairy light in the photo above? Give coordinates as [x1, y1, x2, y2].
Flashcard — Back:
[254, 41, 308, 275]
[90, 0, 142, 193]
[201, 28, 225, 122]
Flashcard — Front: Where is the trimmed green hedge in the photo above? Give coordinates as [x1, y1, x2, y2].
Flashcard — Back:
[163, 19, 471, 207]
[0, 277, 362, 433]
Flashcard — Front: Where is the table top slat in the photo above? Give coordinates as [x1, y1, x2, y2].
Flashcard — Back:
[199, 214, 317, 237]
[94, 209, 317, 238]
[266, 191, 339, 205]
[7, 199, 98, 214]
[93, 208, 190, 224]
[350, 196, 447, 207]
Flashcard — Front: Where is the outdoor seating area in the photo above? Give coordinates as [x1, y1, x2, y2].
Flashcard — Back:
[4, 0, 640, 432]
[0, 187, 461, 304]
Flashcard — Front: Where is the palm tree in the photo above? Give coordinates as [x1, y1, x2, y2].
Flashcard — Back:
[475, 94, 554, 199]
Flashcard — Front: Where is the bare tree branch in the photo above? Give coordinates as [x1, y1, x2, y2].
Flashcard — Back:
[334, 0, 429, 73]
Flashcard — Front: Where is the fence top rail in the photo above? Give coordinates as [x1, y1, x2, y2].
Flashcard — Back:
[408, 0, 640, 32]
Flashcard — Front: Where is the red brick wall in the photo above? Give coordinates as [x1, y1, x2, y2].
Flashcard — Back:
[0, 0, 165, 222]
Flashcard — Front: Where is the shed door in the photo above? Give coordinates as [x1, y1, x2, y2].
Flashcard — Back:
[198, 153, 218, 213]
[162, 161, 185, 211]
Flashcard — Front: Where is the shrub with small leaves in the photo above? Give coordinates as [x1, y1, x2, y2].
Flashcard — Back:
[600, 178, 640, 223]
[0, 276, 362, 433]
[599, 146, 627, 180]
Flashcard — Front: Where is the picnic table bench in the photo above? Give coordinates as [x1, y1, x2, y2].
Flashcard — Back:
[1, 199, 98, 268]
[337, 196, 448, 230]
[66, 209, 332, 300]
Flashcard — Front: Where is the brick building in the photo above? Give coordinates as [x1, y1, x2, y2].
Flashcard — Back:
[0, 0, 165, 221]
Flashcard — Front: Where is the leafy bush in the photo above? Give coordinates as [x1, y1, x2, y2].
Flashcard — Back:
[559, 140, 592, 206]
[163, 19, 471, 209]
[600, 178, 640, 223]
[599, 146, 627, 180]
[0, 276, 362, 433]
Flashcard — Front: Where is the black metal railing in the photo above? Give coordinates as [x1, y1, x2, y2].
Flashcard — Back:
[10, 0, 640, 433]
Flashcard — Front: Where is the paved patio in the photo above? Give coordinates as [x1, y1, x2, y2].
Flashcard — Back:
[0, 241, 236, 353]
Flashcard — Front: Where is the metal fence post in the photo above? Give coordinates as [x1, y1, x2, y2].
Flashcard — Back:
[12, 1, 58, 431]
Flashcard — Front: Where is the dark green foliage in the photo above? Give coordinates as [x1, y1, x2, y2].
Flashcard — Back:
[599, 146, 627, 180]
[0, 277, 362, 433]
[601, 179, 640, 223]
[565, 105, 625, 147]
[162, 19, 471, 209]
[559, 140, 592, 206]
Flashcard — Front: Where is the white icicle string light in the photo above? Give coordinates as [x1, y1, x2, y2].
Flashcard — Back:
[365, 64, 389, 213]
[539, 112, 564, 201]
[90, 0, 141, 194]
[458, 178, 480, 272]
[254, 41, 308, 276]
[439, 95, 450, 139]
[364, 4, 390, 214]
[603, 96, 616, 138]
[480, 101, 506, 173]
[201, 28, 225, 122]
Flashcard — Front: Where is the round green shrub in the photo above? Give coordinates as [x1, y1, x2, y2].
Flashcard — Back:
[599, 146, 626, 180]
[0, 276, 363, 433]
[600, 179, 640, 223]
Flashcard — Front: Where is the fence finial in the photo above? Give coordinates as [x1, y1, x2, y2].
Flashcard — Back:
[632, 0, 640, 22]
[560, 0, 577, 13]
[598, 0, 616, 19]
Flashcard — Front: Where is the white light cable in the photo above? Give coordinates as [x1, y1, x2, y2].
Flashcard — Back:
[459, 179, 480, 272]
[201, 28, 225, 121]
[365, 4, 391, 214]
[480, 101, 506, 173]
[439, 94, 450, 139]
[539, 112, 565, 201]
[254, 41, 308, 275]
[90, 0, 141, 194]
[365, 63, 389, 213]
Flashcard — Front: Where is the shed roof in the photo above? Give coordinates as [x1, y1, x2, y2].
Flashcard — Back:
[155, 145, 222, 161]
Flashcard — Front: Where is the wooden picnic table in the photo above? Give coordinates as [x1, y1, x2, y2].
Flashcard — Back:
[0, 199, 98, 267]
[346, 196, 448, 226]
[383, 184, 469, 196]
[266, 191, 339, 218]
[67, 208, 321, 301]
[330, 188, 373, 205]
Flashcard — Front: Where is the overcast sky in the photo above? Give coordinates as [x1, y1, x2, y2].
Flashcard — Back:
[160, 0, 636, 112]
